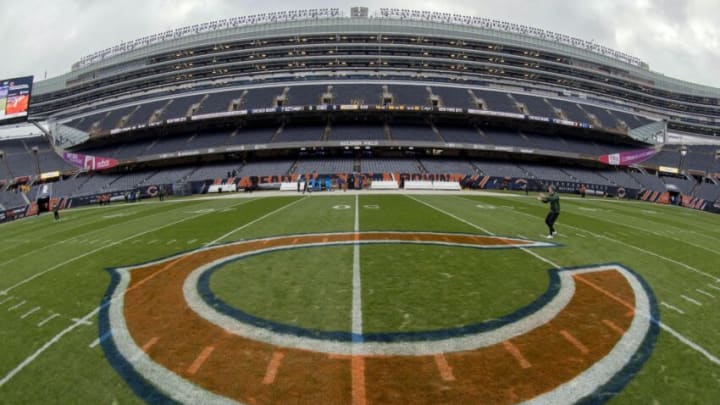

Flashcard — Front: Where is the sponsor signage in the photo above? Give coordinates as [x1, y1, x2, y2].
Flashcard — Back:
[63, 152, 119, 171]
[598, 147, 659, 166]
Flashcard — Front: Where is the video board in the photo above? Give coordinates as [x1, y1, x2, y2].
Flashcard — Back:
[0, 76, 33, 125]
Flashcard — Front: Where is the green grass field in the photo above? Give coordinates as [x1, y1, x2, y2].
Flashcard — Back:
[0, 190, 719, 404]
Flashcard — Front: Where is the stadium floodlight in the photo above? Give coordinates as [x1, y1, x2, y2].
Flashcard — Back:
[679, 145, 688, 174]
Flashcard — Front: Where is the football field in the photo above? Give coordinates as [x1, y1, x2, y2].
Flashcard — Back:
[0, 190, 718, 404]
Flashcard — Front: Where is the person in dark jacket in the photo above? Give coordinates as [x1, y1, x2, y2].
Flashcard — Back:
[53, 202, 61, 221]
[538, 185, 560, 238]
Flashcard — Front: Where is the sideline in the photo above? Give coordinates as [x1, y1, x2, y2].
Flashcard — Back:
[0, 196, 280, 387]
[417, 194, 720, 366]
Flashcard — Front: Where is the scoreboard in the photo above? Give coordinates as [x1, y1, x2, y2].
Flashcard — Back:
[0, 76, 33, 125]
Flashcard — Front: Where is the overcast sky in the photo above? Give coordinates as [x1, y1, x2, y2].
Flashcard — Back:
[1, 0, 719, 88]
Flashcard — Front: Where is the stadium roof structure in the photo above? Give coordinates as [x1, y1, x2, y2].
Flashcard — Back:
[28, 7, 719, 140]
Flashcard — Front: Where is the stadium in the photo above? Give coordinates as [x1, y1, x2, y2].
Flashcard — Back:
[0, 6, 719, 404]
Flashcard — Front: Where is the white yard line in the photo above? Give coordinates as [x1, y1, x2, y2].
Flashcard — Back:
[7, 301, 26, 311]
[681, 295, 703, 306]
[0, 199, 254, 296]
[20, 307, 41, 319]
[205, 197, 305, 246]
[568, 207, 720, 256]
[89, 331, 112, 348]
[0, 196, 296, 387]
[658, 322, 720, 366]
[407, 195, 560, 269]
[661, 302, 685, 315]
[707, 284, 720, 292]
[0, 306, 103, 387]
[37, 313, 60, 327]
[414, 194, 720, 369]
[484, 196, 720, 283]
[352, 194, 363, 344]
[696, 289, 715, 299]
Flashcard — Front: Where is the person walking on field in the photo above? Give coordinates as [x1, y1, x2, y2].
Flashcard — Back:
[53, 202, 61, 221]
[538, 185, 560, 238]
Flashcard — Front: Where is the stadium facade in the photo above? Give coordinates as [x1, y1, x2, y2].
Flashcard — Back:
[1, 7, 720, 219]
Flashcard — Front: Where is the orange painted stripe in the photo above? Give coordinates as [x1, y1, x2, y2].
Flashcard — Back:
[127, 258, 184, 296]
[323, 237, 329, 243]
[575, 275, 634, 312]
[603, 319, 625, 335]
[351, 356, 367, 405]
[559, 330, 589, 354]
[433, 354, 456, 381]
[262, 351, 285, 385]
[291, 238, 299, 244]
[503, 341, 532, 369]
[141, 337, 159, 352]
[187, 346, 215, 375]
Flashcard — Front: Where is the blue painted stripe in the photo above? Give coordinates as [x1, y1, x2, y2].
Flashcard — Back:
[577, 264, 660, 404]
[198, 244, 562, 343]
[98, 268, 178, 404]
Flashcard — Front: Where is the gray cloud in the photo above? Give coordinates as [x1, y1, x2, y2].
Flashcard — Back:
[1, 0, 719, 89]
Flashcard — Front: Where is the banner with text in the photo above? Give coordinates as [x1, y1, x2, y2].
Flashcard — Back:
[63, 152, 119, 171]
[598, 147, 659, 166]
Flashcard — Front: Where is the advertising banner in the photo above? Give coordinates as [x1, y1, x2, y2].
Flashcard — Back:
[598, 147, 659, 166]
[63, 152, 119, 171]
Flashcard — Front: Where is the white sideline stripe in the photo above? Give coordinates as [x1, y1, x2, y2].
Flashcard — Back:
[352, 194, 363, 343]
[587, 230, 720, 283]
[0, 202, 201, 266]
[406, 195, 560, 269]
[696, 289, 715, 299]
[568, 206, 720, 257]
[681, 295, 703, 306]
[661, 302, 685, 315]
[707, 284, 720, 292]
[8, 300, 26, 311]
[205, 197, 305, 246]
[658, 322, 720, 366]
[37, 313, 60, 327]
[0, 197, 256, 387]
[89, 331, 112, 348]
[0, 199, 253, 296]
[441, 195, 720, 369]
[72, 317, 93, 326]
[20, 306, 41, 319]
[485, 196, 720, 284]
[0, 306, 104, 387]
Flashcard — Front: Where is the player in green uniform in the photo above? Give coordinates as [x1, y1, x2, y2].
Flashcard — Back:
[538, 185, 560, 238]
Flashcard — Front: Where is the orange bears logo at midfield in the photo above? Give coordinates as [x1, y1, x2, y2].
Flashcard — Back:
[99, 232, 659, 404]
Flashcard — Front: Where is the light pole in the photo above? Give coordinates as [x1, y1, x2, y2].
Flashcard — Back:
[31, 146, 41, 177]
[0, 149, 13, 180]
[679, 145, 688, 175]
